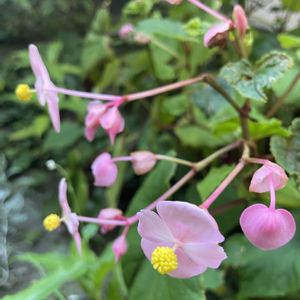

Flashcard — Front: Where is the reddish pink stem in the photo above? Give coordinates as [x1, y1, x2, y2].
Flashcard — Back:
[187, 0, 229, 22]
[201, 161, 245, 209]
[126, 75, 206, 101]
[77, 215, 128, 226]
[112, 156, 133, 163]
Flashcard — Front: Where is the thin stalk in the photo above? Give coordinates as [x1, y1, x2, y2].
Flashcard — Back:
[187, 0, 229, 22]
[77, 216, 128, 226]
[155, 154, 194, 167]
[244, 157, 269, 165]
[240, 100, 251, 142]
[267, 70, 300, 118]
[112, 156, 133, 162]
[201, 161, 245, 209]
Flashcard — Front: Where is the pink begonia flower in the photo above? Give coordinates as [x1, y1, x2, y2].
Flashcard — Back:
[249, 161, 288, 193]
[112, 234, 128, 262]
[204, 21, 233, 48]
[91, 153, 118, 187]
[130, 151, 157, 175]
[138, 201, 227, 278]
[97, 208, 124, 234]
[29, 44, 60, 132]
[59, 178, 82, 255]
[119, 23, 135, 39]
[240, 161, 295, 250]
[232, 5, 249, 38]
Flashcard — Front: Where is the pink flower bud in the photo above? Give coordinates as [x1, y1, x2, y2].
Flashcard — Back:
[130, 151, 157, 175]
[233, 5, 249, 38]
[112, 234, 128, 262]
[249, 161, 288, 193]
[203, 21, 233, 48]
[133, 32, 151, 45]
[100, 107, 125, 145]
[119, 23, 135, 39]
[98, 208, 123, 234]
[240, 204, 296, 250]
[165, 0, 183, 4]
[91, 153, 118, 187]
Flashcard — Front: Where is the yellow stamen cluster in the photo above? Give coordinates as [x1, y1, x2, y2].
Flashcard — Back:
[151, 246, 178, 275]
[15, 84, 32, 101]
[43, 214, 61, 232]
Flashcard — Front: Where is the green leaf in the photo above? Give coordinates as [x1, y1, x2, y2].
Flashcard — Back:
[130, 261, 206, 300]
[220, 51, 293, 102]
[123, 159, 177, 284]
[197, 165, 235, 200]
[43, 121, 82, 151]
[282, 0, 300, 11]
[270, 118, 300, 178]
[248, 118, 291, 140]
[202, 269, 224, 290]
[3, 258, 87, 300]
[278, 33, 300, 49]
[225, 229, 300, 298]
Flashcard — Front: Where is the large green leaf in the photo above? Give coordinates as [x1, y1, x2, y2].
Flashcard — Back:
[278, 34, 300, 49]
[220, 51, 293, 102]
[270, 118, 300, 178]
[224, 229, 300, 298]
[130, 261, 206, 300]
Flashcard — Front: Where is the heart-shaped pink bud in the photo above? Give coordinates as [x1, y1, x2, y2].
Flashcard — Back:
[100, 107, 125, 145]
[130, 151, 157, 175]
[240, 204, 296, 250]
[112, 234, 128, 262]
[91, 153, 118, 187]
[119, 23, 135, 39]
[232, 5, 248, 38]
[249, 161, 288, 193]
[98, 208, 123, 234]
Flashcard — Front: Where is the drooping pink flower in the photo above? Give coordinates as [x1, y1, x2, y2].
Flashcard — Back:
[138, 201, 227, 278]
[232, 5, 248, 38]
[119, 23, 135, 39]
[249, 161, 288, 193]
[58, 178, 82, 254]
[29, 44, 60, 132]
[204, 21, 233, 48]
[97, 208, 124, 234]
[112, 234, 128, 262]
[240, 161, 295, 250]
[91, 153, 118, 187]
[100, 106, 125, 145]
[130, 151, 157, 175]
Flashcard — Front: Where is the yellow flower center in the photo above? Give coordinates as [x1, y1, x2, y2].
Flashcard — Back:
[43, 214, 61, 231]
[15, 84, 32, 101]
[151, 246, 178, 275]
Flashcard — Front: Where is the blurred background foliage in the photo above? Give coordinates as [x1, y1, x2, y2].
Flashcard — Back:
[1, 0, 300, 299]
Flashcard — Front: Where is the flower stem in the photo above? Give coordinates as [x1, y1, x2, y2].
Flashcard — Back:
[155, 155, 194, 167]
[52, 86, 122, 101]
[77, 216, 128, 226]
[187, 0, 229, 22]
[200, 160, 245, 209]
[112, 156, 133, 163]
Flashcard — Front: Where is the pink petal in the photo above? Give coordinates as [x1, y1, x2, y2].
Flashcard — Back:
[29, 44, 50, 82]
[249, 162, 288, 193]
[203, 21, 232, 48]
[91, 153, 118, 187]
[112, 235, 128, 262]
[131, 151, 157, 175]
[240, 204, 296, 250]
[183, 243, 227, 268]
[85, 126, 98, 142]
[233, 5, 248, 38]
[46, 89, 60, 133]
[59, 178, 71, 215]
[156, 201, 224, 244]
[98, 208, 123, 234]
[141, 239, 207, 278]
[72, 231, 82, 256]
[137, 210, 174, 243]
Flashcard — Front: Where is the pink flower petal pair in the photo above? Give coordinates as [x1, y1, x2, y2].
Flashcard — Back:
[59, 178, 81, 254]
[97, 208, 124, 233]
[130, 151, 157, 175]
[138, 201, 227, 278]
[249, 161, 288, 193]
[91, 153, 118, 187]
[29, 44, 60, 132]
[240, 204, 296, 250]
[84, 101, 125, 144]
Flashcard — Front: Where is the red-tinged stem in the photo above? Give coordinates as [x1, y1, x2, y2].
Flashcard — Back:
[187, 0, 229, 22]
[77, 216, 128, 226]
[112, 156, 133, 163]
[269, 177, 276, 210]
[200, 161, 245, 209]
[52, 86, 123, 101]
[244, 157, 270, 165]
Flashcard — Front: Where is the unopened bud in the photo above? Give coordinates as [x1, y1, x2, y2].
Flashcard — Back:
[131, 151, 157, 175]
